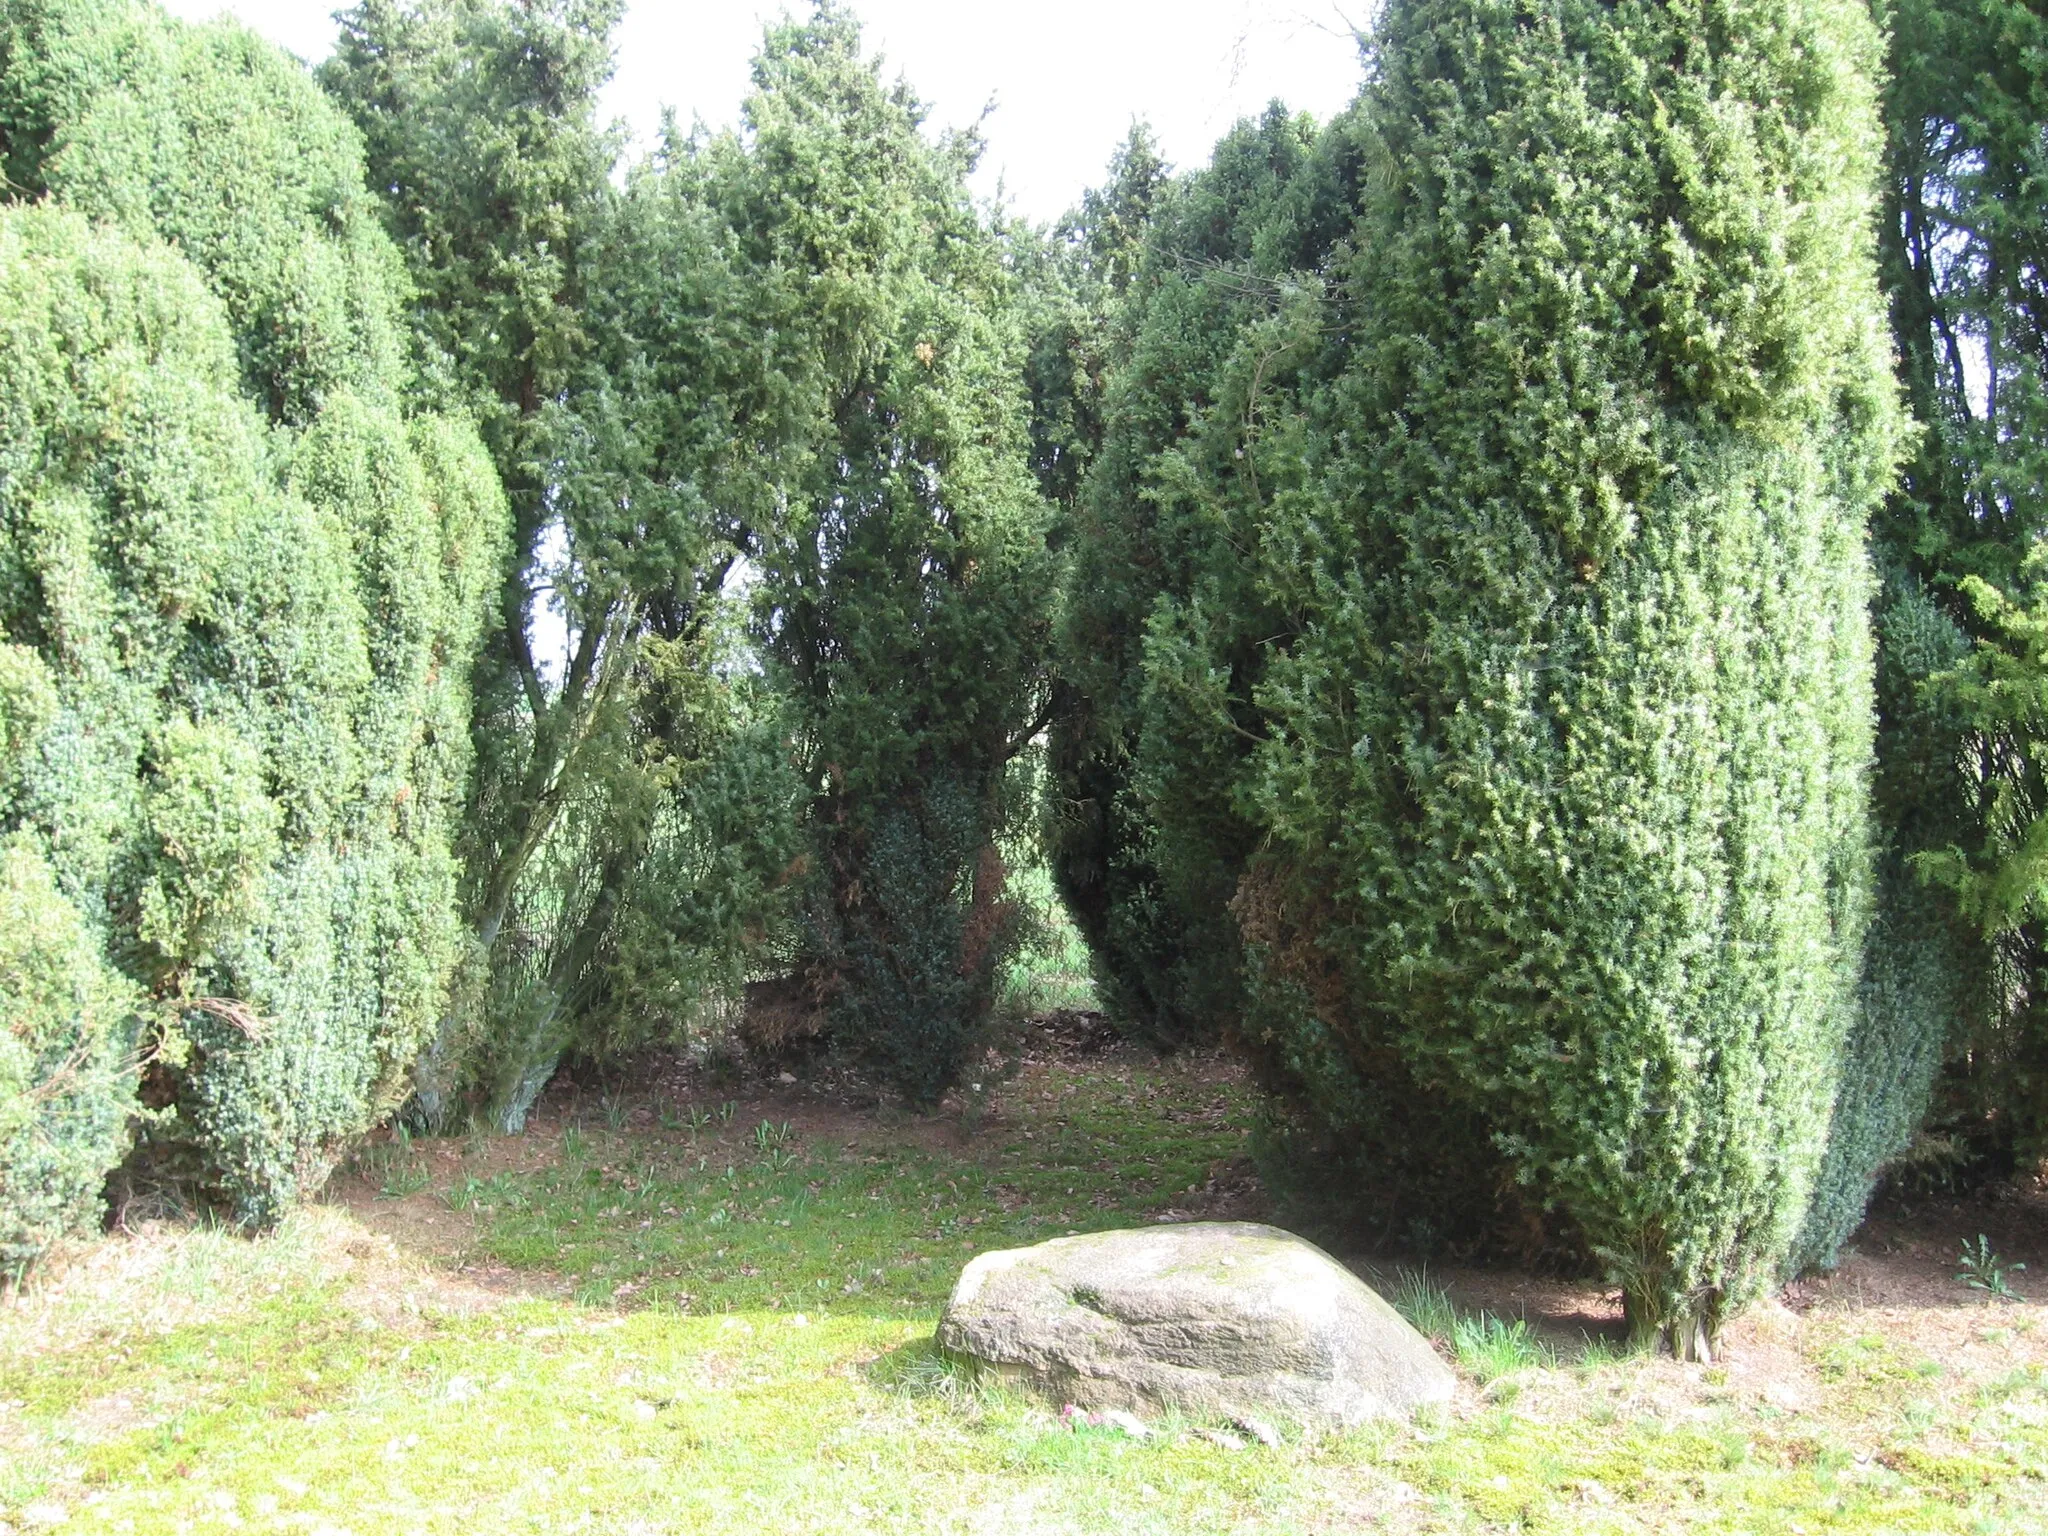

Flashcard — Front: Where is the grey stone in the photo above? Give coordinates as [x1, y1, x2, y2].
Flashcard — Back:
[936, 1220, 1455, 1429]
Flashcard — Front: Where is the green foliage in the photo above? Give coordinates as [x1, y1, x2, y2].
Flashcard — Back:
[583, 673, 809, 1056]
[326, 1, 815, 1131]
[718, 6, 1057, 1103]
[1121, 0, 1904, 1354]
[0, 836, 137, 1268]
[0, 12, 507, 1231]
[1014, 126, 1167, 519]
[1861, 0, 2048, 1173]
[1048, 105, 1358, 1049]
[1920, 568, 2048, 930]
[135, 719, 282, 973]
[0, 0, 410, 422]
[1955, 1234, 2027, 1301]
[1795, 576, 1980, 1271]
[168, 394, 506, 1219]
[323, 0, 629, 1130]
[1451, 1313, 1555, 1384]
[1389, 1269, 1460, 1342]
[321, 0, 621, 444]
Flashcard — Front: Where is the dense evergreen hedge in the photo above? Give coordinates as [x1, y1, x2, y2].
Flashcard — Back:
[0, 833, 136, 1269]
[1045, 107, 1362, 1050]
[0, 0, 409, 423]
[0, 0, 507, 1239]
[7, 0, 2040, 1335]
[0, 197, 505, 1226]
[1103, 0, 1905, 1355]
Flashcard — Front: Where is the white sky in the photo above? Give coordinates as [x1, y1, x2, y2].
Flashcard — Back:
[158, 1, 1370, 223]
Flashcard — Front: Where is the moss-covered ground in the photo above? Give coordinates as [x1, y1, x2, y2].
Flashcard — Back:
[4, 1030, 2046, 1533]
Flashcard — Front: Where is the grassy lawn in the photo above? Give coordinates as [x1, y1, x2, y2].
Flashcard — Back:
[4, 1038, 2047, 1533]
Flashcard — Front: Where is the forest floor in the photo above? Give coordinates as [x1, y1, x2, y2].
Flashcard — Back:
[4, 1014, 2047, 1534]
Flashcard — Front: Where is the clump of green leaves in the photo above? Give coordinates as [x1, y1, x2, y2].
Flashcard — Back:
[0, 0, 409, 423]
[1389, 1270, 1555, 1381]
[1956, 1235, 2026, 1301]
[0, 836, 137, 1269]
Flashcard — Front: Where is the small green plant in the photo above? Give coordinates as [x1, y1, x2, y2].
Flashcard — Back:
[1957, 1235, 2027, 1301]
[444, 1173, 528, 1213]
[754, 1119, 793, 1154]
[377, 1160, 431, 1201]
[1453, 1312, 1553, 1382]
[1388, 1270, 1552, 1381]
[561, 1127, 587, 1162]
[1576, 1332, 1628, 1369]
[868, 1340, 1005, 1409]
[717, 1101, 738, 1125]
[1390, 1268, 1459, 1342]
[603, 1094, 631, 1131]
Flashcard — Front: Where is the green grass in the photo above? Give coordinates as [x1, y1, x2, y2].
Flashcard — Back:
[1451, 1312, 1556, 1382]
[1390, 1268, 1461, 1342]
[465, 1058, 1250, 1315]
[5, 1049, 2048, 1533]
[1391, 1268, 1563, 1382]
[997, 822, 1098, 1016]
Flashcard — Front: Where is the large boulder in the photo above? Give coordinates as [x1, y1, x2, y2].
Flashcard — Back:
[936, 1221, 1454, 1429]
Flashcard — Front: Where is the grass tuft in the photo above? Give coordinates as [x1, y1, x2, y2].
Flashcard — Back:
[868, 1338, 1010, 1411]
[1452, 1311, 1554, 1381]
[1389, 1267, 1459, 1341]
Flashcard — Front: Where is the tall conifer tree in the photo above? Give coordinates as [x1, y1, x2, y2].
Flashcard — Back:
[325, 1, 804, 1129]
[1172, 0, 1904, 1354]
[720, 6, 1055, 1103]
[1857, 0, 2048, 1180]
[1048, 108, 1359, 1048]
